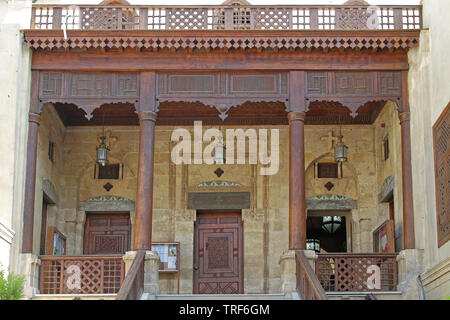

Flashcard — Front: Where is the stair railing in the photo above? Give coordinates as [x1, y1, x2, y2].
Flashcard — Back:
[116, 249, 146, 300]
[295, 250, 328, 300]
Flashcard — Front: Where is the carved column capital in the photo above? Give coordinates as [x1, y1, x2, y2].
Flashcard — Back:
[138, 111, 158, 123]
[288, 111, 306, 122]
[399, 111, 410, 124]
[28, 112, 41, 125]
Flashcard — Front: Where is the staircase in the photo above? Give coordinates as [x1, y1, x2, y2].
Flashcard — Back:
[145, 293, 297, 300]
[326, 291, 403, 300]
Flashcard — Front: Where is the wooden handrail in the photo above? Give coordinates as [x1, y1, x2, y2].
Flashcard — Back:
[30, 4, 422, 31]
[295, 250, 328, 300]
[116, 249, 146, 300]
[39, 255, 124, 294]
[316, 253, 399, 292]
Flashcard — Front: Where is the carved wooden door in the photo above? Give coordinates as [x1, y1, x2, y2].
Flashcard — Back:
[84, 213, 131, 255]
[194, 212, 243, 294]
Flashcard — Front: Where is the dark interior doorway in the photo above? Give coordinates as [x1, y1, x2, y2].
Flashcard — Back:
[306, 214, 348, 253]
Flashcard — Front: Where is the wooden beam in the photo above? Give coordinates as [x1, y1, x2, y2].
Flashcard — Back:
[30, 50, 410, 72]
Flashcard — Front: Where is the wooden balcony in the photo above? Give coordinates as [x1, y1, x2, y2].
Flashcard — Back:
[316, 253, 398, 292]
[31, 4, 421, 31]
[39, 255, 125, 295]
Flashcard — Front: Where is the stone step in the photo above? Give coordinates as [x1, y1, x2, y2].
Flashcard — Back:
[326, 291, 403, 300]
[32, 294, 117, 300]
[149, 293, 296, 300]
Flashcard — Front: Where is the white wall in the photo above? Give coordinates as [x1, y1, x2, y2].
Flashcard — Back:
[0, 0, 33, 273]
[408, 0, 450, 299]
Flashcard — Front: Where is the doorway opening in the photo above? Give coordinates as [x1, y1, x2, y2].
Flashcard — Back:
[193, 210, 243, 294]
[306, 211, 352, 253]
[83, 212, 131, 255]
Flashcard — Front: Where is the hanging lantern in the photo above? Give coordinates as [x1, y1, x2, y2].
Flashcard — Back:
[214, 135, 226, 164]
[322, 216, 343, 234]
[306, 238, 321, 253]
[334, 135, 348, 163]
[96, 135, 110, 166]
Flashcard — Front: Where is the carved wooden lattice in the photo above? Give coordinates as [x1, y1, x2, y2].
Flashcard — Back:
[336, 8, 369, 30]
[30, 5, 421, 31]
[40, 256, 124, 294]
[378, 8, 395, 30]
[433, 104, 450, 247]
[254, 8, 291, 30]
[32, 7, 54, 29]
[146, 8, 166, 30]
[316, 253, 398, 292]
[402, 8, 421, 30]
[166, 8, 209, 30]
[318, 9, 335, 30]
[80, 7, 140, 30]
[292, 8, 310, 30]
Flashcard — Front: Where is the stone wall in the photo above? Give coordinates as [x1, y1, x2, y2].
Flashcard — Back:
[34, 112, 403, 294]
[406, 0, 450, 300]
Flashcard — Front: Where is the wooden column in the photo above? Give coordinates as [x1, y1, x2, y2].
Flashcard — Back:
[399, 71, 415, 249]
[22, 71, 41, 253]
[134, 72, 157, 250]
[289, 71, 307, 250]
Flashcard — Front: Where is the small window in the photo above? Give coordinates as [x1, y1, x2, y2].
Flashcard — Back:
[382, 135, 389, 161]
[317, 162, 338, 179]
[95, 163, 121, 180]
[48, 141, 55, 163]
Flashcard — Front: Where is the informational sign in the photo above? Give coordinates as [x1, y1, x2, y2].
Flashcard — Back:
[46, 226, 66, 256]
[373, 220, 395, 253]
[151, 242, 179, 272]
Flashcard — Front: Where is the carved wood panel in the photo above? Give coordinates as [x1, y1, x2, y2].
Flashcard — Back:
[39, 72, 139, 101]
[83, 213, 131, 254]
[70, 73, 112, 97]
[379, 72, 402, 95]
[40, 72, 63, 98]
[157, 72, 288, 98]
[194, 212, 243, 294]
[334, 72, 373, 96]
[306, 72, 328, 96]
[433, 104, 450, 247]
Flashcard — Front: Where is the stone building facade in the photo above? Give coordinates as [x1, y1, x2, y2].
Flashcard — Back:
[0, 0, 448, 299]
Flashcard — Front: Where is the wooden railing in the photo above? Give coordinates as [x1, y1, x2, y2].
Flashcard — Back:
[116, 250, 146, 300]
[39, 255, 125, 294]
[295, 250, 328, 300]
[30, 5, 421, 31]
[316, 253, 398, 292]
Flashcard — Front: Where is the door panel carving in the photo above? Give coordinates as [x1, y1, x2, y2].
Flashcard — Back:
[194, 212, 243, 294]
[84, 213, 131, 254]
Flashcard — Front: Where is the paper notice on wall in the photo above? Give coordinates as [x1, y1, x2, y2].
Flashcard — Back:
[153, 245, 168, 262]
[160, 246, 169, 262]
[168, 256, 177, 269]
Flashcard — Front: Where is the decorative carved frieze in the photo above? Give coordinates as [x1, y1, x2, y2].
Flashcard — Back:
[379, 175, 395, 203]
[24, 32, 420, 52]
[305, 71, 402, 117]
[39, 72, 139, 117]
[334, 72, 373, 96]
[69, 73, 111, 97]
[157, 72, 288, 120]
